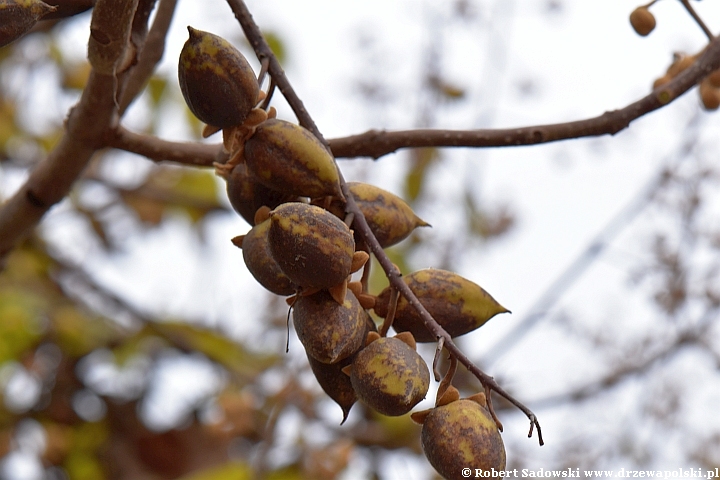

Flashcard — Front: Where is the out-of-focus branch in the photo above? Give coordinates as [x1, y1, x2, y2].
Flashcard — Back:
[0, 0, 139, 263]
[119, 0, 178, 114]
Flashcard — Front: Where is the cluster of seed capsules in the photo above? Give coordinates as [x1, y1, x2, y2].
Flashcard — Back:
[179, 27, 508, 478]
[630, 3, 720, 110]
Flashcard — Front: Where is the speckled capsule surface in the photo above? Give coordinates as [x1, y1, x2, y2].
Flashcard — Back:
[374, 268, 509, 342]
[293, 290, 367, 365]
[178, 27, 259, 128]
[347, 182, 429, 248]
[349, 336, 429, 416]
[226, 163, 297, 225]
[420, 399, 506, 480]
[235, 219, 296, 296]
[244, 119, 342, 199]
[0, 0, 56, 47]
[268, 202, 354, 290]
[306, 311, 377, 423]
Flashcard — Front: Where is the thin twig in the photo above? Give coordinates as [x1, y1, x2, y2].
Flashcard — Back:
[680, 0, 714, 41]
[227, 0, 546, 444]
[119, 0, 179, 114]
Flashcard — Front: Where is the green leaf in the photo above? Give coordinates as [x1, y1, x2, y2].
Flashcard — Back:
[404, 148, 438, 202]
[262, 31, 287, 64]
[148, 322, 279, 379]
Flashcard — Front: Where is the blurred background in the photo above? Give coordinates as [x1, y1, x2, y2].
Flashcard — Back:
[1, 0, 720, 478]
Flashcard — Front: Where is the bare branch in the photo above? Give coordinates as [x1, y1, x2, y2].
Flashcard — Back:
[328, 35, 720, 159]
[0, 0, 138, 263]
[106, 126, 225, 166]
[119, 0, 178, 114]
[680, 0, 714, 41]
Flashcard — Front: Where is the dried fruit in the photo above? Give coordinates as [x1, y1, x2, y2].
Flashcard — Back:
[178, 26, 259, 128]
[306, 312, 377, 423]
[346, 333, 430, 416]
[374, 268, 509, 342]
[244, 119, 343, 199]
[629, 6, 655, 36]
[226, 163, 297, 225]
[414, 396, 506, 479]
[0, 0, 56, 47]
[707, 69, 720, 88]
[232, 219, 296, 296]
[268, 202, 355, 291]
[293, 290, 368, 364]
[699, 80, 720, 111]
[347, 182, 429, 247]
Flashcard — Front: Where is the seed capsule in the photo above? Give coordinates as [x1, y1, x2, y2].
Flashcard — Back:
[346, 334, 429, 416]
[268, 202, 355, 290]
[699, 79, 720, 111]
[416, 398, 506, 479]
[244, 119, 343, 199]
[348, 182, 429, 247]
[226, 164, 297, 225]
[178, 27, 259, 128]
[374, 269, 509, 343]
[293, 290, 368, 364]
[0, 0, 57, 47]
[233, 219, 296, 296]
[306, 312, 377, 423]
[629, 7, 655, 36]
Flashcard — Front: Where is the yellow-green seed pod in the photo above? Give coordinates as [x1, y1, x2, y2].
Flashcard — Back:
[419, 399, 506, 479]
[348, 335, 429, 416]
[244, 119, 343, 199]
[226, 164, 297, 225]
[306, 312, 377, 423]
[268, 202, 354, 290]
[234, 219, 296, 296]
[293, 290, 367, 365]
[347, 182, 429, 248]
[0, 0, 56, 47]
[178, 26, 259, 128]
[374, 269, 509, 342]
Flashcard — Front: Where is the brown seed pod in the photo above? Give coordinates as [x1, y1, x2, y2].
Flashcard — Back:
[666, 54, 696, 78]
[374, 269, 510, 343]
[226, 163, 297, 225]
[306, 311, 377, 423]
[268, 202, 355, 290]
[233, 219, 296, 296]
[347, 182, 430, 248]
[293, 289, 368, 364]
[178, 27, 259, 128]
[0, 0, 57, 47]
[415, 397, 506, 480]
[346, 334, 430, 416]
[244, 119, 343, 199]
[629, 6, 656, 37]
[707, 69, 720, 89]
[699, 79, 720, 111]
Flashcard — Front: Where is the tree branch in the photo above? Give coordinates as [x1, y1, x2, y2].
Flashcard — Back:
[119, 0, 178, 114]
[105, 33, 720, 171]
[0, 0, 139, 264]
[328, 34, 720, 159]
[226, 0, 545, 444]
[106, 125, 225, 166]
